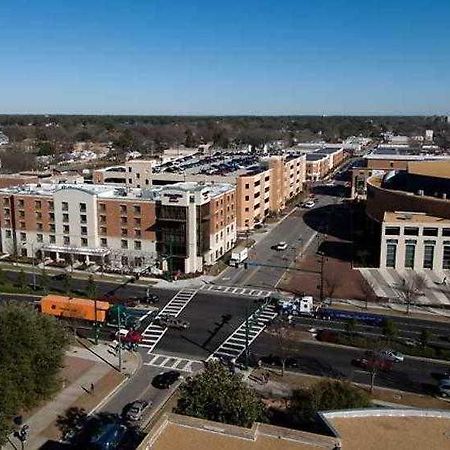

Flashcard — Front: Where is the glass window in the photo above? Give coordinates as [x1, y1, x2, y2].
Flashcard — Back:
[443, 228, 450, 237]
[18, 199, 24, 207]
[63, 236, 70, 245]
[423, 227, 438, 236]
[20, 232, 26, 242]
[386, 243, 397, 268]
[121, 228, 128, 237]
[79, 203, 87, 212]
[48, 201, 54, 210]
[5, 230, 11, 238]
[37, 233, 43, 243]
[404, 244, 416, 268]
[134, 205, 141, 215]
[404, 227, 419, 236]
[80, 214, 87, 224]
[120, 205, 127, 213]
[384, 227, 400, 236]
[443, 245, 450, 270]
[100, 238, 107, 247]
[121, 239, 128, 249]
[63, 213, 69, 222]
[99, 203, 106, 212]
[81, 238, 88, 247]
[63, 225, 70, 234]
[81, 226, 87, 235]
[423, 245, 434, 269]
[49, 235, 56, 243]
[62, 202, 68, 211]
[134, 240, 141, 250]
[35, 200, 41, 209]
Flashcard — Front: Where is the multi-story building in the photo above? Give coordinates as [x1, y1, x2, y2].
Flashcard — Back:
[366, 160, 450, 272]
[93, 153, 307, 231]
[0, 181, 236, 274]
[305, 154, 331, 181]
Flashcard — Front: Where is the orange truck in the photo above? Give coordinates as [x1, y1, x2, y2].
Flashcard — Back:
[40, 295, 110, 322]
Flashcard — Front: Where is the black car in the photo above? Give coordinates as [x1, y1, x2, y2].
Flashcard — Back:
[152, 370, 181, 389]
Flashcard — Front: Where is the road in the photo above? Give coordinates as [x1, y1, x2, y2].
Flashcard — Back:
[216, 194, 338, 290]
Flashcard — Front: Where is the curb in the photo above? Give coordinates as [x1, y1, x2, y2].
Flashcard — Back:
[89, 350, 143, 415]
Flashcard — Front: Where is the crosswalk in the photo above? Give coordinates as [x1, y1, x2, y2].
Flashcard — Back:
[359, 268, 450, 305]
[207, 304, 278, 362]
[140, 288, 197, 352]
[200, 283, 272, 298]
[144, 352, 202, 373]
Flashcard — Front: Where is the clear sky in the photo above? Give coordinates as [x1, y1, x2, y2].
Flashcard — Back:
[1, 0, 449, 115]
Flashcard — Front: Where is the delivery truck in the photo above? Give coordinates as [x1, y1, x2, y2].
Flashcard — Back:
[40, 295, 110, 322]
[230, 245, 249, 267]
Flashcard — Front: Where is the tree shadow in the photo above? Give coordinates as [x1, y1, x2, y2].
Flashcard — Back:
[55, 406, 88, 441]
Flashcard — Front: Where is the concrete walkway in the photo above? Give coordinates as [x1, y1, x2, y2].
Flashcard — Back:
[2, 343, 141, 450]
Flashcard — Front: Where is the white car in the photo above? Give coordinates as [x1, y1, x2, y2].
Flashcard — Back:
[275, 241, 288, 251]
[379, 350, 404, 363]
[303, 200, 315, 209]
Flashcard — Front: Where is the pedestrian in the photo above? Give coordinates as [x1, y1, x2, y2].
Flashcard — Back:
[90, 383, 94, 394]
[442, 276, 447, 286]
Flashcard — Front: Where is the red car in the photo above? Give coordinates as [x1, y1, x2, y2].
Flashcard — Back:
[352, 357, 393, 372]
[123, 330, 143, 344]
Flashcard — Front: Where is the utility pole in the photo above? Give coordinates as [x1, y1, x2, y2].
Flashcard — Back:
[319, 251, 325, 302]
[117, 306, 122, 372]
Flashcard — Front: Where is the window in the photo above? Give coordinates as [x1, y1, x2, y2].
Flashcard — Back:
[19, 210, 25, 218]
[100, 238, 107, 247]
[50, 224, 55, 232]
[443, 244, 450, 270]
[5, 230, 11, 238]
[48, 212, 55, 222]
[134, 217, 141, 226]
[21, 248, 27, 257]
[20, 232, 26, 242]
[245, 183, 250, 189]
[245, 207, 249, 212]
[385, 242, 397, 268]
[63, 236, 70, 245]
[121, 228, 128, 237]
[4, 219, 10, 227]
[3, 208, 10, 216]
[48, 201, 54, 210]
[81, 238, 88, 247]
[99, 215, 106, 223]
[423, 227, 438, 237]
[134, 240, 141, 250]
[128, 166, 132, 172]
[134, 205, 141, 215]
[100, 226, 107, 235]
[62, 202, 68, 211]
[37, 233, 43, 243]
[79, 202, 87, 212]
[423, 245, 435, 269]
[245, 195, 250, 201]
[254, 203, 260, 210]
[120, 216, 128, 225]
[18, 199, 24, 207]
[120, 205, 127, 214]
[121, 239, 128, 249]
[63, 225, 70, 234]
[37, 222, 43, 231]
[19, 221, 25, 229]
[136, 173, 140, 179]
[49, 235, 56, 243]
[135, 229, 141, 238]
[81, 226, 87, 235]
[80, 214, 87, 224]
[128, 178, 132, 183]
[385, 226, 400, 236]
[63, 213, 69, 222]
[404, 227, 419, 236]
[145, 179, 149, 185]
[404, 243, 416, 268]
[443, 228, 450, 237]
[35, 200, 41, 209]
[99, 203, 106, 212]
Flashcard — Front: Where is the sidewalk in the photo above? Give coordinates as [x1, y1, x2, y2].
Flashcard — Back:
[2, 342, 141, 450]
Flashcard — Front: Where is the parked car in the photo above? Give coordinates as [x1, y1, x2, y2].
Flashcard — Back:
[352, 357, 393, 372]
[123, 400, 151, 421]
[302, 200, 315, 209]
[275, 241, 288, 251]
[154, 314, 190, 329]
[379, 349, 404, 363]
[152, 370, 181, 389]
[437, 380, 450, 398]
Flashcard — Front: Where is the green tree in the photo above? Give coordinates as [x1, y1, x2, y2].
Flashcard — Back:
[40, 268, 49, 294]
[175, 361, 265, 427]
[86, 275, 97, 299]
[17, 269, 27, 289]
[0, 267, 6, 285]
[63, 274, 72, 295]
[345, 319, 358, 336]
[290, 379, 371, 424]
[420, 329, 432, 348]
[0, 303, 69, 445]
[382, 319, 398, 344]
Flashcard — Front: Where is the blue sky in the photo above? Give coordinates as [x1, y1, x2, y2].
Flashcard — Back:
[0, 0, 449, 115]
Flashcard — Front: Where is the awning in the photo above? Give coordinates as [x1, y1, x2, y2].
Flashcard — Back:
[40, 245, 110, 257]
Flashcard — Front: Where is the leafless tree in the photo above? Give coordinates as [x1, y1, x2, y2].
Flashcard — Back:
[359, 277, 376, 309]
[273, 319, 291, 377]
[324, 269, 340, 300]
[400, 273, 427, 314]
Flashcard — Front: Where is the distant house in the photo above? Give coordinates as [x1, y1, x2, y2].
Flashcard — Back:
[0, 132, 9, 146]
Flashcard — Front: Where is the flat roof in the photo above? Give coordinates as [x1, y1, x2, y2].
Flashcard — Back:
[326, 410, 450, 450]
[383, 211, 450, 225]
[141, 414, 337, 450]
[306, 154, 328, 161]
